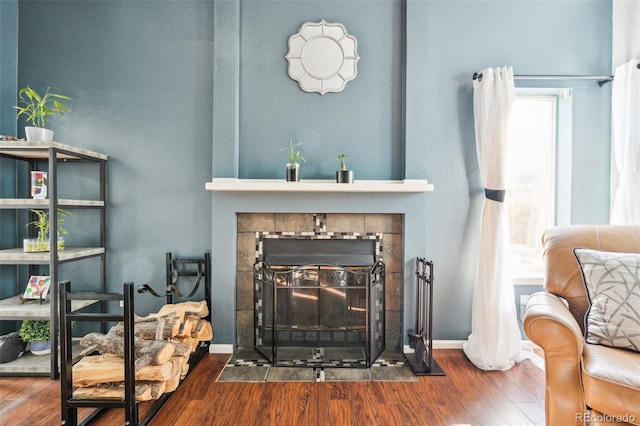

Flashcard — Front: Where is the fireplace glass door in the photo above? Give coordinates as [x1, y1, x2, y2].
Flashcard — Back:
[254, 261, 384, 367]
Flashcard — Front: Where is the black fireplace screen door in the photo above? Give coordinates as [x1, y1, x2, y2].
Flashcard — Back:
[254, 260, 385, 368]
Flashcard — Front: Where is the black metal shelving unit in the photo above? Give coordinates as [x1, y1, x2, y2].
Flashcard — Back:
[0, 141, 107, 378]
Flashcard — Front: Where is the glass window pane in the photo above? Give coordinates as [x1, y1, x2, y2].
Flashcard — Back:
[507, 96, 556, 280]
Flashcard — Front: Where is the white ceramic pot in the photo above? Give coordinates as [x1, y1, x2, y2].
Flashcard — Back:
[25, 126, 54, 142]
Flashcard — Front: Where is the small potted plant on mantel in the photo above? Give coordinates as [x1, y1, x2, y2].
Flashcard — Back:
[336, 153, 354, 183]
[14, 86, 72, 142]
[280, 138, 306, 182]
[23, 208, 70, 252]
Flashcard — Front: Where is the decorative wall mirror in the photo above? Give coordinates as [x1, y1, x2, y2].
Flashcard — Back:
[285, 20, 360, 95]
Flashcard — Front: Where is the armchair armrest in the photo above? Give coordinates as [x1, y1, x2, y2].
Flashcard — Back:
[524, 291, 586, 425]
[524, 291, 584, 353]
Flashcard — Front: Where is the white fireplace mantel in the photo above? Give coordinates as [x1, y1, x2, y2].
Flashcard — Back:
[205, 178, 434, 193]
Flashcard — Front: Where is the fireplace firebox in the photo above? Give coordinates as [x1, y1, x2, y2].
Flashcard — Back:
[253, 238, 385, 367]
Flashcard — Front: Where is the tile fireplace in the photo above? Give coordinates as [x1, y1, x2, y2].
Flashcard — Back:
[236, 213, 403, 357]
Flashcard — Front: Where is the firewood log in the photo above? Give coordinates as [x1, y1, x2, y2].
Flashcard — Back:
[164, 358, 183, 393]
[111, 315, 182, 340]
[180, 359, 191, 380]
[169, 351, 190, 375]
[173, 336, 199, 353]
[79, 332, 175, 370]
[136, 310, 185, 324]
[157, 300, 209, 318]
[165, 375, 180, 393]
[72, 380, 167, 402]
[180, 360, 190, 379]
[175, 318, 194, 338]
[168, 340, 193, 357]
[192, 319, 213, 341]
[73, 354, 175, 387]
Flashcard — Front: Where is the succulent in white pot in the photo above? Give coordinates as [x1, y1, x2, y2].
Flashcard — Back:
[14, 86, 71, 141]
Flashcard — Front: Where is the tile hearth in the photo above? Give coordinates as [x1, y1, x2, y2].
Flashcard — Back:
[217, 348, 417, 383]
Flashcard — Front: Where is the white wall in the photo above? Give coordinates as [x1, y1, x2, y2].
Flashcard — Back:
[613, 0, 640, 68]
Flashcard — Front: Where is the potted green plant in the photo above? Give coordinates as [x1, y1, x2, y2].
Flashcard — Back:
[336, 153, 354, 183]
[23, 208, 70, 252]
[279, 138, 306, 182]
[18, 320, 51, 355]
[14, 86, 71, 142]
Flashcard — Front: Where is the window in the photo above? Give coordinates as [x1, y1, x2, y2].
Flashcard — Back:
[506, 90, 568, 283]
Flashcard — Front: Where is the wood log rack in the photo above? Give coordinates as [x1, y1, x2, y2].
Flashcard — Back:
[59, 253, 212, 426]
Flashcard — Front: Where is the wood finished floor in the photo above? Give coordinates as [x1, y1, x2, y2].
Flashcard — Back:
[0, 349, 545, 426]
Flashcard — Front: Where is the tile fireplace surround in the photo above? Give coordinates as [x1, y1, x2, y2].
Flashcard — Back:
[207, 179, 434, 352]
[236, 212, 402, 349]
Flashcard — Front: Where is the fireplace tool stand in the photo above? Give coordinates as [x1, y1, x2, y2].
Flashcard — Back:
[405, 257, 445, 376]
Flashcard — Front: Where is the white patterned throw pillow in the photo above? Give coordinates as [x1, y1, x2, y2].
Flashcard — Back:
[573, 248, 640, 353]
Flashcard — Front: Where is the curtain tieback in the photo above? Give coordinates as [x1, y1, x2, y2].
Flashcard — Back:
[484, 188, 506, 202]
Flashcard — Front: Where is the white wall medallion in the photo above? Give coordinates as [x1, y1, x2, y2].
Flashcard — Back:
[285, 20, 360, 95]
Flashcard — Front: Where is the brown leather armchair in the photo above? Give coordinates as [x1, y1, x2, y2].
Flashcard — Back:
[524, 225, 640, 426]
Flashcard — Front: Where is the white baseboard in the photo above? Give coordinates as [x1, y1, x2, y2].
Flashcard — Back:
[404, 339, 540, 352]
[209, 344, 234, 354]
[433, 340, 467, 349]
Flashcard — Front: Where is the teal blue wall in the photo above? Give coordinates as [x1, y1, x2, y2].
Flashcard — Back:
[11, 0, 214, 317]
[237, 1, 404, 179]
[2, 0, 612, 343]
[0, 0, 17, 136]
[0, 0, 18, 334]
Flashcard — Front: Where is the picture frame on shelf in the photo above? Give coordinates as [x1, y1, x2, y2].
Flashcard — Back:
[21, 276, 51, 304]
[30, 171, 47, 199]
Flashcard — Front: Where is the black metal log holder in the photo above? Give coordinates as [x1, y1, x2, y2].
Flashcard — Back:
[59, 253, 212, 426]
[59, 281, 141, 426]
[405, 257, 445, 376]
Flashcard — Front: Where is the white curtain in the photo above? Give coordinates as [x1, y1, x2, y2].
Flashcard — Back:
[463, 66, 525, 371]
[610, 59, 640, 224]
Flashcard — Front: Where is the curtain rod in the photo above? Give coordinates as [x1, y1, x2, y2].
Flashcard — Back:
[472, 72, 613, 87]
[473, 64, 640, 87]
